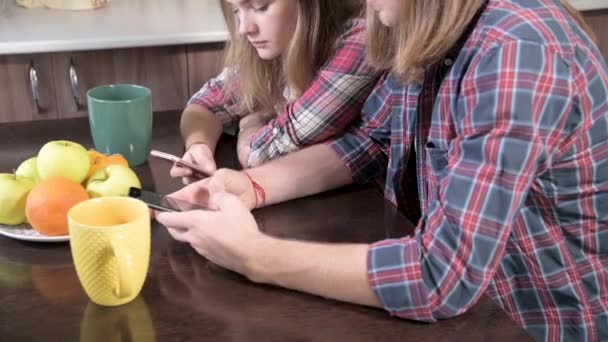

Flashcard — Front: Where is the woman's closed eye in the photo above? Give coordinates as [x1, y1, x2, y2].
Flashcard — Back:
[253, 3, 269, 12]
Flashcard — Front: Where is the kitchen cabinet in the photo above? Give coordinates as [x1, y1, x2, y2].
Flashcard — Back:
[0, 43, 224, 123]
[0, 54, 57, 123]
[53, 46, 190, 118]
[583, 10, 608, 62]
[187, 43, 225, 96]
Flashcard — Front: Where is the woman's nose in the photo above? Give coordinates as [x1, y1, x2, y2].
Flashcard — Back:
[238, 14, 258, 36]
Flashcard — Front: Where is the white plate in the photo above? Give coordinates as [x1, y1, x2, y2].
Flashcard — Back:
[0, 223, 69, 243]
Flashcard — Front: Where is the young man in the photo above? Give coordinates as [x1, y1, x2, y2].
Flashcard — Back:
[157, 0, 608, 340]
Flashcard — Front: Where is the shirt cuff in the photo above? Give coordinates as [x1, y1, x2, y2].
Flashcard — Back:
[368, 236, 436, 322]
[326, 129, 386, 184]
[247, 123, 299, 166]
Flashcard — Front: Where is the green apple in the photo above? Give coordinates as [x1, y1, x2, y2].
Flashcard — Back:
[86, 164, 141, 198]
[15, 157, 40, 184]
[37, 140, 90, 183]
[0, 174, 35, 226]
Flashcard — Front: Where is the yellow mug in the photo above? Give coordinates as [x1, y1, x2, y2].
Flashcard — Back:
[68, 196, 150, 306]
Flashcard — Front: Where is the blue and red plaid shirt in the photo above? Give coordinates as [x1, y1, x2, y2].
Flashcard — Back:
[189, 18, 380, 166]
[330, 1, 608, 340]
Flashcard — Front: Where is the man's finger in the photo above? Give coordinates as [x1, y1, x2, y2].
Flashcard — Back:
[156, 211, 203, 230]
[168, 181, 204, 202]
[166, 227, 191, 243]
[169, 181, 213, 208]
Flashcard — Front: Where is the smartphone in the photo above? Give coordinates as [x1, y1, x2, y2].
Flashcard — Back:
[128, 187, 207, 212]
[150, 150, 212, 177]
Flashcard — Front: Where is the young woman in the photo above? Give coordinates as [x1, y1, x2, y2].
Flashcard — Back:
[172, 0, 380, 181]
[157, 0, 608, 340]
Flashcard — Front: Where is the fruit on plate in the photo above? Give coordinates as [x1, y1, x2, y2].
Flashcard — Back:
[15, 156, 41, 184]
[0, 174, 35, 226]
[26, 177, 90, 236]
[86, 150, 129, 180]
[37, 140, 90, 184]
[86, 164, 141, 198]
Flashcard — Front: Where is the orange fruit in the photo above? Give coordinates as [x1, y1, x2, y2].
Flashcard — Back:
[25, 177, 90, 236]
[86, 150, 129, 179]
[87, 149, 106, 164]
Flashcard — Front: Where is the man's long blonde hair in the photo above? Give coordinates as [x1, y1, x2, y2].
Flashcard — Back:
[367, 0, 596, 83]
[219, 0, 363, 115]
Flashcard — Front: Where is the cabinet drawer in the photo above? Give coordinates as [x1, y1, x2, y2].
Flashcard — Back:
[53, 46, 189, 118]
[0, 54, 58, 123]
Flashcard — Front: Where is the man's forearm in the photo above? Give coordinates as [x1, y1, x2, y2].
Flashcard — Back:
[246, 144, 354, 206]
[180, 104, 223, 151]
[248, 238, 381, 308]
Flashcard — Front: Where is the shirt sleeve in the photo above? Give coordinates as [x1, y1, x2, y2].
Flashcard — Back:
[368, 42, 574, 321]
[188, 67, 244, 126]
[326, 74, 393, 184]
[247, 19, 381, 166]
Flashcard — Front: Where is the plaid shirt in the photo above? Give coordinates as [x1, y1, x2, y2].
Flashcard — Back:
[189, 18, 380, 166]
[329, 1, 608, 341]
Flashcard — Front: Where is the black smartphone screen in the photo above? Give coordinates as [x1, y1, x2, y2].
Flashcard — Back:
[128, 188, 207, 212]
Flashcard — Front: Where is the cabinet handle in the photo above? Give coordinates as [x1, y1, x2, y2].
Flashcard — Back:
[28, 62, 44, 114]
[69, 59, 86, 111]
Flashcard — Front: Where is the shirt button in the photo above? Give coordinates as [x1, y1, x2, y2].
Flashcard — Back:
[272, 127, 280, 135]
[444, 58, 453, 67]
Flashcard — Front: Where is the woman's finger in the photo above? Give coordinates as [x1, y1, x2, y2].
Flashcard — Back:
[170, 164, 194, 178]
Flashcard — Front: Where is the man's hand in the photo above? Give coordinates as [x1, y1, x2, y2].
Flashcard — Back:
[167, 169, 258, 210]
[156, 192, 268, 278]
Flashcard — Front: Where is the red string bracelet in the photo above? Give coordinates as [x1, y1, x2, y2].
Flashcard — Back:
[243, 171, 266, 208]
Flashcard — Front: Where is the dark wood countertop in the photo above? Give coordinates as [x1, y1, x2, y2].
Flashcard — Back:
[0, 113, 532, 341]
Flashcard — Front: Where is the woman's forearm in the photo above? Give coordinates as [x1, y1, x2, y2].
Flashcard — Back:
[180, 104, 224, 152]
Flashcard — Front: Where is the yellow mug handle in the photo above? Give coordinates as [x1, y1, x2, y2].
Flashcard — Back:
[110, 239, 134, 299]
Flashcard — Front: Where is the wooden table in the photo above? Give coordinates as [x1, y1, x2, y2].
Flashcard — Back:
[0, 113, 532, 341]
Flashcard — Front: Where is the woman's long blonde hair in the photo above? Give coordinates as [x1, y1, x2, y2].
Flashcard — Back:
[219, 0, 363, 115]
[367, 0, 596, 83]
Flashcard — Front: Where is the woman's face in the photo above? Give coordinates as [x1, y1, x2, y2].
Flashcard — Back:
[367, 0, 400, 27]
[225, 0, 298, 60]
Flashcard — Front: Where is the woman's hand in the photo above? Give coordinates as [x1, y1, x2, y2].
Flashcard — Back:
[170, 143, 217, 184]
[155, 192, 268, 279]
[237, 128, 257, 168]
[237, 113, 267, 167]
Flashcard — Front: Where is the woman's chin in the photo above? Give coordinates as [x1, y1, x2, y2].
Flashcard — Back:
[255, 48, 280, 60]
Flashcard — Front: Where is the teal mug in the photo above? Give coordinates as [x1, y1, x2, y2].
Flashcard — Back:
[87, 84, 153, 166]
